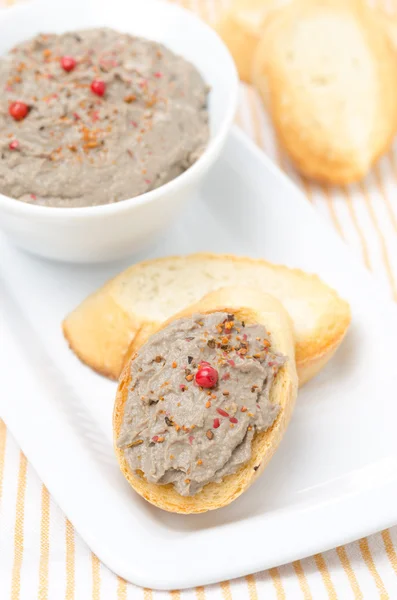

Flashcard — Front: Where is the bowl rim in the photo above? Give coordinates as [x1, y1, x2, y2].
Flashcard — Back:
[0, 0, 238, 219]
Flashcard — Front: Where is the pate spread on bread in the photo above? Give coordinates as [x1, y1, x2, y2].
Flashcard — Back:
[117, 311, 285, 496]
[113, 287, 298, 513]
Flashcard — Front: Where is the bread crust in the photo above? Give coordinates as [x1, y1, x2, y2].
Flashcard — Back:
[63, 253, 351, 385]
[113, 287, 298, 513]
[215, 0, 283, 82]
[216, 12, 261, 83]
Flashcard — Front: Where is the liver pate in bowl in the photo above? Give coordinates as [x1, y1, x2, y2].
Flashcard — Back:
[0, 0, 238, 262]
[1, 28, 210, 208]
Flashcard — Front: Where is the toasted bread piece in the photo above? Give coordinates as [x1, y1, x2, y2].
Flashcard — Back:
[215, 0, 284, 82]
[113, 287, 298, 513]
[62, 253, 351, 386]
[252, 0, 397, 184]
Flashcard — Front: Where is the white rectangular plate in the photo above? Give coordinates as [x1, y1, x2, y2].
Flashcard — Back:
[2, 128, 397, 590]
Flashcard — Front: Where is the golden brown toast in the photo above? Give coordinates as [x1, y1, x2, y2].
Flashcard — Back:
[252, 0, 397, 183]
[63, 253, 351, 386]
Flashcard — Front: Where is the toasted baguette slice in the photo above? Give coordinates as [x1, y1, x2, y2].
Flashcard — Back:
[113, 287, 298, 513]
[215, 0, 284, 82]
[252, 0, 397, 184]
[62, 253, 351, 385]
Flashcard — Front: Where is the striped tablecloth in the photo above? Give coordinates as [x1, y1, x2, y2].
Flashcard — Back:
[1, 0, 397, 597]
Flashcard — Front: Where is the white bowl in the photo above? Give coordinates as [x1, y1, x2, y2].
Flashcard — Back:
[0, 0, 238, 263]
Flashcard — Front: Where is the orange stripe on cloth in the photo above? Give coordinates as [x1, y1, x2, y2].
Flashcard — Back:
[313, 554, 338, 599]
[196, 0, 211, 23]
[207, 0, 223, 23]
[269, 567, 286, 600]
[91, 553, 101, 600]
[220, 580, 232, 600]
[11, 452, 28, 600]
[373, 165, 397, 234]
[65, 519, 75, 600]
[342, 187, 371, 270]
[117, 576, 127, 600]
[38, 486, 50, 600]
[292, 561, 313, 600]
[144, 588, 153, 600]
[243, 83, 286, 171]
[245, 574, 258, 600]
[388, 148, 397, 187]
[359, 538, 389, 599]
[382, 530, 397, 578]
[300, 177, 314, 204]
[358, 181, 397, 301]
[195, 586, 206, 600]
[322, 185, 345, 238]
[247, 87, 267, 153]
[234, 98, 245, 129]
[0, 420, 7, 506]
[335, 546, 363, 599]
